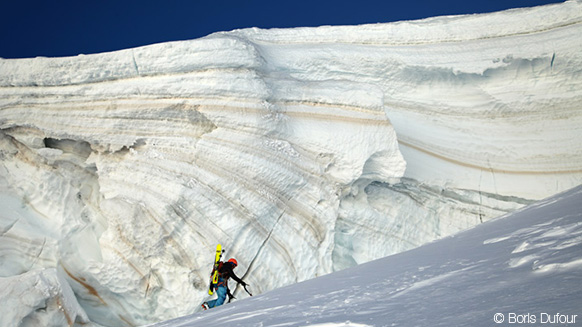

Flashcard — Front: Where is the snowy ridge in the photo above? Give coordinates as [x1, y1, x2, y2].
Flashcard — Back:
[1, 1, 582, 326]
[229, 0, 582, 46]
[150, 185, 582, 327]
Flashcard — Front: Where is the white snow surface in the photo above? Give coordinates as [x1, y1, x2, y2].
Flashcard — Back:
[149, 185, 582, 327]
[1, 1, 581, 326]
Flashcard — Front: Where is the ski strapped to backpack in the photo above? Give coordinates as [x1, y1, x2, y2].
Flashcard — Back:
[208, 244, 224, 295]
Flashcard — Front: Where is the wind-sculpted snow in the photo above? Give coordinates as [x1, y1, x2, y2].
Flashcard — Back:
[1, 1, 581, 326]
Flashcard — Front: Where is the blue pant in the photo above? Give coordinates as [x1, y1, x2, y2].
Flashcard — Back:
[207, 285, 227, 308]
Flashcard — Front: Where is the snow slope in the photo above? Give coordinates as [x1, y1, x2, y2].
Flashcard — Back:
[149, 185, 582, 327]
[0, 1, 581, 326]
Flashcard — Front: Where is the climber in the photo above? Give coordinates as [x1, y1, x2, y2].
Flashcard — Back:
[202, 258, 247, 310]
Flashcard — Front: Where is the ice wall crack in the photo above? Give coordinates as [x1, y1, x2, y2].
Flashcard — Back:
[238, 210, 286, 294]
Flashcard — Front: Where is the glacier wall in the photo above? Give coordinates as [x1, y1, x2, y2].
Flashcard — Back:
[1, 1, 581, 326]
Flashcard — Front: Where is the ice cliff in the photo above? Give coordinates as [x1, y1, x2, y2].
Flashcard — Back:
[1, 1, 581, 326]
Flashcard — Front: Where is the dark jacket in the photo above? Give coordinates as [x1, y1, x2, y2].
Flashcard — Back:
[217, 262, 244, 287]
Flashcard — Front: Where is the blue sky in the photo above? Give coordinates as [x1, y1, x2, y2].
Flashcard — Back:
[0, 0, 564, 59]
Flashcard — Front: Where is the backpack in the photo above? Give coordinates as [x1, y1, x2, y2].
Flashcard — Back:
[211, 261, 232, 279]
